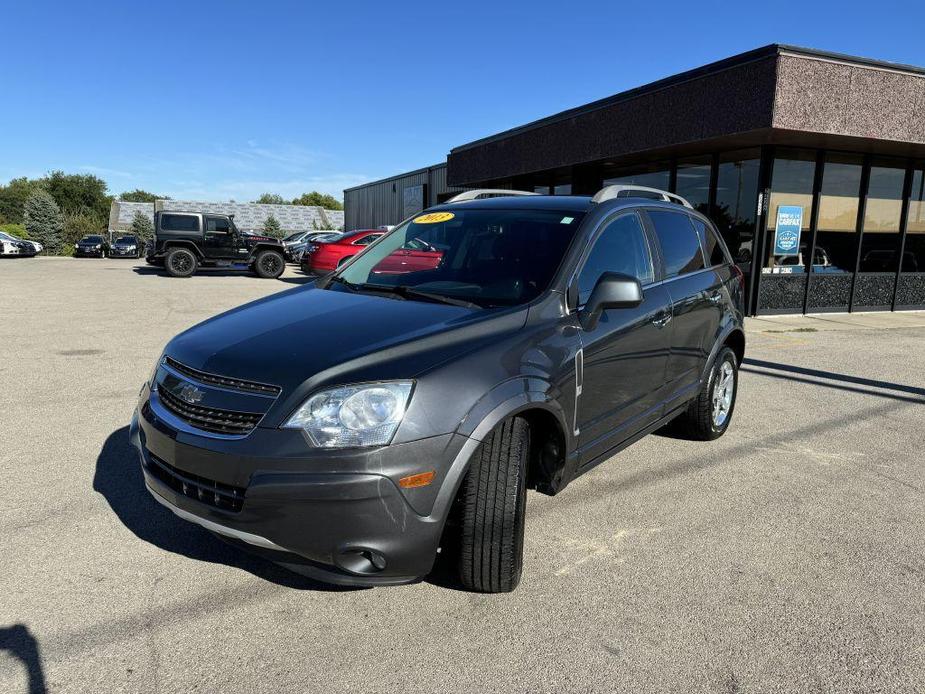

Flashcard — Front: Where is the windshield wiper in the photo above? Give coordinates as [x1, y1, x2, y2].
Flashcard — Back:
[359, 283, 481, 309]
[325, 275, 358, 291]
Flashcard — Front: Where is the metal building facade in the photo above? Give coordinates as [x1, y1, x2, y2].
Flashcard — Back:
[343, 163, 466, 230]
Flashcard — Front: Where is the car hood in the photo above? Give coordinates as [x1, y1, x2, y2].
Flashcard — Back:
[165, 285, 526, 395]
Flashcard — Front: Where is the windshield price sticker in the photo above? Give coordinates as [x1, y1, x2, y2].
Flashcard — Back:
[413, 212, 455, 224]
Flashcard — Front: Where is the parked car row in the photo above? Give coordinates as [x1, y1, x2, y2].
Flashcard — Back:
[0, 230, 42, 256]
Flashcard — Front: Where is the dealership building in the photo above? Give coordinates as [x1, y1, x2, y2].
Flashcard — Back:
[344, 45, 925, 316]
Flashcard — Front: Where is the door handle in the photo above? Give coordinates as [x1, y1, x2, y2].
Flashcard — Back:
[652, 311, 672, 328]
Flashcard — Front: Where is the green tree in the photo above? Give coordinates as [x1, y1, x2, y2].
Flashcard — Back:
[23, 190, 64, 253]
[42, 171, 112, 218]
[62, 208, 106, 247]
[0, 177, 46, 224]
[255, 193, 288, 205]
[291, 191, 343, 210]
[262, 214, 283, 238]
[130, 210, 155, 244]
[120, 189, 166, 202]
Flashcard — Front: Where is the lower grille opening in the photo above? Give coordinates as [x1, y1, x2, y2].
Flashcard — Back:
[146, 452, 245, 513]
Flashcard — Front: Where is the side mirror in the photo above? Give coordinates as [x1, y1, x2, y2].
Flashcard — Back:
[578, 272, 643, 331]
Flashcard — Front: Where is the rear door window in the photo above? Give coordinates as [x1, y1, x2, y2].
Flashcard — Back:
[647, 210, 706, 277]
[691, 218, 728, 266]
[161, 214, 200, 232]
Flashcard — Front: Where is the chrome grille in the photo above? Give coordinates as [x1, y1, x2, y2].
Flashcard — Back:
[164, 356, 281, 396]
[158, 387, 263, 435]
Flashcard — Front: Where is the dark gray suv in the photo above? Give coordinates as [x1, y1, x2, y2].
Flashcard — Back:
[130, 185, 745, 592]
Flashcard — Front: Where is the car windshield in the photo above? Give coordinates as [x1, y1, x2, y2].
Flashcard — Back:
[116, 236, 136, 244]
[84, 236, 103, 242]
[283, 232, 304, 242]
[331, 208, 585, 307]
[310, 232, 339, 242]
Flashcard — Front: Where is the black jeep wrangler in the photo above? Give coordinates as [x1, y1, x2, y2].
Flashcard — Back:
[147, 211, 286, 279]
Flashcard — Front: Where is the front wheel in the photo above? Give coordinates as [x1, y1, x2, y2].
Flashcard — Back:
[165, 247, 198, 277]
[458, 417, 530, 593]
[253, 249, 285, 278]
[677, 346, 739, 440]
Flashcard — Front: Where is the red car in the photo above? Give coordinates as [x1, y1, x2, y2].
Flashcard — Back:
[370, 237, 444, 275]
[301, 230, 383, 274]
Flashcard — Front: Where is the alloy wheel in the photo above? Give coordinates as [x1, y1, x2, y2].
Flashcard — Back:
[712, 360, 735, 428]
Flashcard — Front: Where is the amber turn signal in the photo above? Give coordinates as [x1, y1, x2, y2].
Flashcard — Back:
[398, 470, 436, 488]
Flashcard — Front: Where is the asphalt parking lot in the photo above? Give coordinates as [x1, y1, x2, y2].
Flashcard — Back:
[2, 256, 924, 693]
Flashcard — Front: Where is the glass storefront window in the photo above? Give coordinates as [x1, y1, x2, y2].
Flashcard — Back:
[859, 163, 905, 272]
[715, 151, 760, 269]
[815, 153, 863, 274]
[675, 157, 711, 215]
[904, 168, 925, 273]
[765, 151, 816, 271]
[602, 162, 670, 191]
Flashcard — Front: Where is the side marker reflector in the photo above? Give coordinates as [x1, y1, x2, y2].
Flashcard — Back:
[399, 471, 436, 489]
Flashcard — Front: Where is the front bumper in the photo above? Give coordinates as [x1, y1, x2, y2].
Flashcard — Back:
[75, 248, 104, 257]
[110, 248, 138, 257]
[130, 390, 467, 586]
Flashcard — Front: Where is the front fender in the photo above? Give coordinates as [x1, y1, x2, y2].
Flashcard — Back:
[424, 378, 568, 527]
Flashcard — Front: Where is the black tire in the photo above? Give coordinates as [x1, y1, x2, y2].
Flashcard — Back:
[677, 346, 738, 441]
[253, 249, 285, 279]
[458, 417, 530, 593]
[165, 247, 198, 277]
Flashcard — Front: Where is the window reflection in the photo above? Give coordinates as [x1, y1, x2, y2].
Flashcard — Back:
[766, 152, 816, 270]
[814, 154, 863, 274]
[859, 164, 905, 272]
[715, 152, 759, 272]
[904, 168, 925, 274]
[602, 162, 670, 191]
[675, 157, 711, 214]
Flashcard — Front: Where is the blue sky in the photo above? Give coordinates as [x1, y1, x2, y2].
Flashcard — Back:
[2, 0, 923, 202]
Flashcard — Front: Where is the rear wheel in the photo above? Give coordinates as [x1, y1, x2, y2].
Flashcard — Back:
[677, 346, 738, 440]
[458, 417, 530, 593]
[337, 255, 354, 268]
[165, 247, 198, 277]
[253, 249, 285, 278]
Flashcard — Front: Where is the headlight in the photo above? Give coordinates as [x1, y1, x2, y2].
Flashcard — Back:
[282, 381, 413, 448]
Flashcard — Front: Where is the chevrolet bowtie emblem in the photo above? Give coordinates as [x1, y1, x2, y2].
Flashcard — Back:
[178, 383, 204, 405]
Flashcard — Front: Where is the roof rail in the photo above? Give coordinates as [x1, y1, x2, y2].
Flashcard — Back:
[446, 188, 539, 203]
[591, 185, 692, 208]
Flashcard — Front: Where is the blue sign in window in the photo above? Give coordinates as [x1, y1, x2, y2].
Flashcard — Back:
[773, 205, 804, 256]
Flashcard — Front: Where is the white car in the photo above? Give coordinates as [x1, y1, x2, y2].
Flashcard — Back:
[0, 231, 41, 256]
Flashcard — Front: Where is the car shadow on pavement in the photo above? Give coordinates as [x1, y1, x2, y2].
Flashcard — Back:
[93, 426, 360, 591]
[0, 624, 47, 694]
